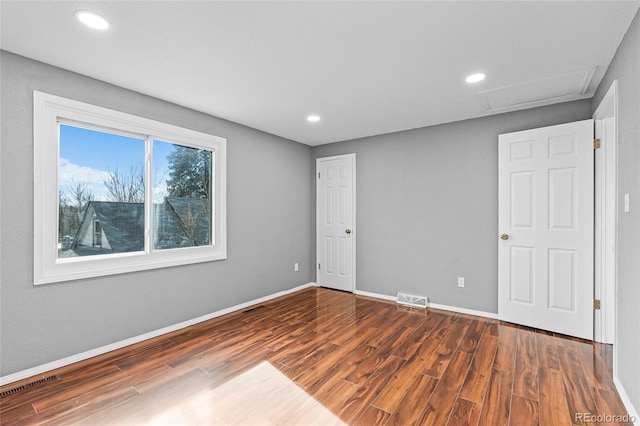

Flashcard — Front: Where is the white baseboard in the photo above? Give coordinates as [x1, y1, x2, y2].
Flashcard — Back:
[354, 289, 396, 302]
[613, 377, 640, 425]
[0, 282, 317, 387]
[354, 289, 498, 320]
[428, 302, 499, 320]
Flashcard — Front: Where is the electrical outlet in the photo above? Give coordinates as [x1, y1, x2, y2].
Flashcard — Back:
[294, 262, 299, 272]
[458, 277, 465, 288]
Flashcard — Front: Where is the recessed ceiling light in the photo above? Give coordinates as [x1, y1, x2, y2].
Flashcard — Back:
[465, 73, 486, 83]
[307, 115, 321, 123]
[75, 11, 110, 30]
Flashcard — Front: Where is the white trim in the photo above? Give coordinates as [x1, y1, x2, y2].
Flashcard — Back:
[354, 289, 396, 302]
[593, 80, 618, 345]
[613, 377, 640, 425]
[316, 154, 356, 162]
[353, 289, 499, 319]
[428, 302, 499, 320]
[33, 91, 227, 284]
[316, 153, 356, 293]
[0, 282, 317, 386]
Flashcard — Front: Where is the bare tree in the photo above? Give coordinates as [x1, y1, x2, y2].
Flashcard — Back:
[103, 164, 145, 202]
[58, 189, 69, 236]
[180, 203, 203, 246]
[58, 180, 94, 239]
[67, 180, 93, 212]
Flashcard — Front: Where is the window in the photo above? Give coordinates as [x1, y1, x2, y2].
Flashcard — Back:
[34, 91, 227, 284]
[92, 218, 102, 248]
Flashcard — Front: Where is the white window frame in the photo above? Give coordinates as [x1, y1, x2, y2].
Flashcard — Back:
[34, 91, 227, 285]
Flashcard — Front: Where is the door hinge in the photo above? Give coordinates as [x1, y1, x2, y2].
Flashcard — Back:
[318, 263, 321, 270]
[594, 138, 601, 149]
[318, 172, 321, 178]
[593, 299, 601, 310]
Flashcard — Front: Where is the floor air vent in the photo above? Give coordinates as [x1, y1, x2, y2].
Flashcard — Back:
[397, 293, 428, 309]
[0, 375, 59, 397]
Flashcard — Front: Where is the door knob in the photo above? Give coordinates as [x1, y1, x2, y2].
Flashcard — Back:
[500, 234, 509, 240]
[345, 229, 352, 234]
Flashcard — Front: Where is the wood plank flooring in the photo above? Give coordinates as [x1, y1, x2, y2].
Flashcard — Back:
[0, 287, 633, 425]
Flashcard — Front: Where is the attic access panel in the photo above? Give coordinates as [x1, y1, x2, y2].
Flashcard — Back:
[480, 68, 596, 112]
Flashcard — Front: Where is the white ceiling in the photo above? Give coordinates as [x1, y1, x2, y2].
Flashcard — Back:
[1, 1, 638, 145]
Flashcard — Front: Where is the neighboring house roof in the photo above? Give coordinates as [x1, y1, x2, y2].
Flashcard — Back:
[73, 199, 209, 253]
[165, 198, 210, 246]
[75, 201, 145, 253]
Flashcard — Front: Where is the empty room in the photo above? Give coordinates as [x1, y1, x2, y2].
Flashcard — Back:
[1, 1, 639, 425]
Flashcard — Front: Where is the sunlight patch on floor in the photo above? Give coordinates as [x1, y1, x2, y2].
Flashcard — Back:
[146, 362, 346, 425]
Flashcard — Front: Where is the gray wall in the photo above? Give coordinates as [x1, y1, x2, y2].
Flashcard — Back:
[0, 51, 313, 376]
[312, 100, 593, 313]
[592, 9, 640, 414]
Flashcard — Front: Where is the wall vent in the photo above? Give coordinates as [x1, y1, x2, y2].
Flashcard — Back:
[0, 375, 59, 397]
[396, 293, 428, 309]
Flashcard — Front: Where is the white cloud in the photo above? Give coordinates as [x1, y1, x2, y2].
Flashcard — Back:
[153, 184, 168, 204]
[58, 158, 111, 201]
[59, 158, 168, 202]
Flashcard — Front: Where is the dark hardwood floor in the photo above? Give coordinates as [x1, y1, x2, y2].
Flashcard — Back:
[0, 287, 632, 425]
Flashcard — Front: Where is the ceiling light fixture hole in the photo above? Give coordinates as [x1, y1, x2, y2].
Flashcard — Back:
[75, 11, 110, 30]
[465, 73, 486, 83]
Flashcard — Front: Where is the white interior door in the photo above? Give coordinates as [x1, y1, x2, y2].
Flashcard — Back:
[498, 120, 594, 339]
[316, 154, 355, 292]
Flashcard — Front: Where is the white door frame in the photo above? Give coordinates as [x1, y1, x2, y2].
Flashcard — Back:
[316, 153, 356, 292]
[593, 80, 618, 345]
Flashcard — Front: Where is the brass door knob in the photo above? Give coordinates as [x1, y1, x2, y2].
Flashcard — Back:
[345, 229, 352, 234]
[500, 233, 509, 240]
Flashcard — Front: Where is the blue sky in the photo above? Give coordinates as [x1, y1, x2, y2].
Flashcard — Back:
[59, 123, 173, 202]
